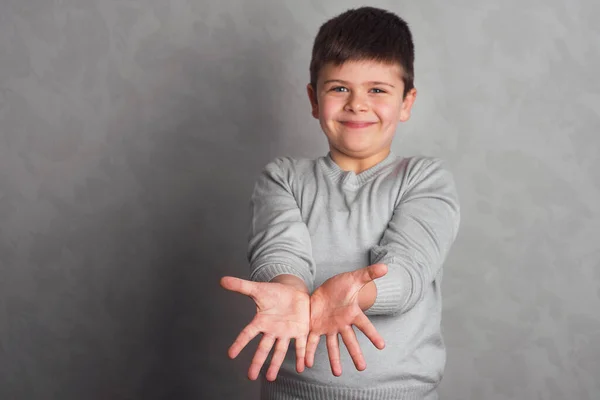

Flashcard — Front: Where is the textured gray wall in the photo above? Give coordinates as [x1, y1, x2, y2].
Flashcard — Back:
[1, 0, 599, 399]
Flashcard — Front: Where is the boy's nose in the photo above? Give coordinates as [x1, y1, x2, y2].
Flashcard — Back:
[344, 93, 369, 113]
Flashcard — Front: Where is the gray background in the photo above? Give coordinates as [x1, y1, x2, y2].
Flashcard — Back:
[1, 0, 599, 399]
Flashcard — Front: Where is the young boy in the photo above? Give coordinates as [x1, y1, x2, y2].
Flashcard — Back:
[221, 6, 460, 399]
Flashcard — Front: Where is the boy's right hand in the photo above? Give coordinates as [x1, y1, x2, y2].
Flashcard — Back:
[220, 276, 310, 381]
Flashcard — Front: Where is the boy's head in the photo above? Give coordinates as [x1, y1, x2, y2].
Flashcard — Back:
[306, 7, 418, 172]
[309, 6, 415, 98]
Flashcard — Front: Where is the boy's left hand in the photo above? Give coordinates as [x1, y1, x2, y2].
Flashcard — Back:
[305, 264, 387, 376]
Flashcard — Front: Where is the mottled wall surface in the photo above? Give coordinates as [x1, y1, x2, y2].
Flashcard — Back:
[0, 0, 599, 399]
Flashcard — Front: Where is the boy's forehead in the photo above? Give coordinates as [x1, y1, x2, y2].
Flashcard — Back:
[319, 60, 404, 83]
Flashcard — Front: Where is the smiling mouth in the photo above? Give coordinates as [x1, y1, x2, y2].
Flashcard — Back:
[340, 121, 376, 128]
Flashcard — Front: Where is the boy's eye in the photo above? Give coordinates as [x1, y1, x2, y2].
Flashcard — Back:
[330, 86, 349, 93]
[370, 88, 386, 94]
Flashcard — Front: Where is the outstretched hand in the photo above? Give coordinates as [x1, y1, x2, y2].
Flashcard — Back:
[220, 277, 310, 381]
[305, 264, 388, 376]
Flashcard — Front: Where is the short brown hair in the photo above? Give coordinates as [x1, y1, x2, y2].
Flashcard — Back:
[309, 7, 415, 97]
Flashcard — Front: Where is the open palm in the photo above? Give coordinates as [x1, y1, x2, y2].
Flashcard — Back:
[306, 264, 387, 376]
[220, 276, 310, 381]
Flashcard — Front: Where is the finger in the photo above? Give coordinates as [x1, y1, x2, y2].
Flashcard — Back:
[295, 335, 308, 373]
[248, 334, 276, 380]
[220, 276, 257, 297]
[354, 313, 385, 350]
[266, 338, 290, 381]
[326, 333, 342, 376]
[229, 323, 261, 359]
[305, 332, 321, 368]
[340, 326, 366, 371]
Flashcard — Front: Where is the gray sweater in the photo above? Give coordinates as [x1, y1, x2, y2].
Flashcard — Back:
[248, 151, 460, 400]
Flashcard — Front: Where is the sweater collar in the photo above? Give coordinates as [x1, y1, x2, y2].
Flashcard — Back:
[320, 151, 397, 189]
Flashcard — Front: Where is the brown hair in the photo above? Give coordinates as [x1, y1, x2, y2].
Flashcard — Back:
[309, 6, 415, 97]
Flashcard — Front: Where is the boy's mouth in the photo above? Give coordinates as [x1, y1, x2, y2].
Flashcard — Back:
[340, 121, 376, 129]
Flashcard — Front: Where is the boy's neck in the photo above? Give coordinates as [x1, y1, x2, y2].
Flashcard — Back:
[329, 147, 392, 174]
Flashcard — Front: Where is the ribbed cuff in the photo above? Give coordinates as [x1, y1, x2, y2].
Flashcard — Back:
[365, 264, 413, 316]
[251, 263, 313, 291]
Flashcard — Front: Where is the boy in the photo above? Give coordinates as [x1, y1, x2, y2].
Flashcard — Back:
[221, 6, 460, 399]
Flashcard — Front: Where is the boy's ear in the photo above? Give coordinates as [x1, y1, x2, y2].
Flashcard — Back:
[306, 83, 319, 119]
[399, 88, 417, 122]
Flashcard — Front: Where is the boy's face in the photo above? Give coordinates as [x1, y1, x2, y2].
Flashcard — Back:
[307, 60, 416, 171]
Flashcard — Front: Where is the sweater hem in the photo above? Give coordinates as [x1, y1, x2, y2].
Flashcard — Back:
[260, 375, 438, 400]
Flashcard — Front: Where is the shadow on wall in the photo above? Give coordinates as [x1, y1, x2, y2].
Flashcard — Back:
[0, 4, 293, 400]
[113, 27, 287, 400]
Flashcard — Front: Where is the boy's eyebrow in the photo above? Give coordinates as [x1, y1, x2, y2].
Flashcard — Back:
[323, 79, 396, 88]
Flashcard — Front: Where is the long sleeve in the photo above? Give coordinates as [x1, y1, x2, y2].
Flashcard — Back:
[365, 158, 460, 316]
[247, 157, 316, 291]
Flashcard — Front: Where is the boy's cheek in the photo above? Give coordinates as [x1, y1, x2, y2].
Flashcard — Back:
[376, 103, 403, 120]
[317, 106, 336, 121]
[320, 100, 345, 118]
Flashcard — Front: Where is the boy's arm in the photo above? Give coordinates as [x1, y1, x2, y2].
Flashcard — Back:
[362, 158, 461, 316]
[271, 274, 309, 293]
[247, 157, 315, 292]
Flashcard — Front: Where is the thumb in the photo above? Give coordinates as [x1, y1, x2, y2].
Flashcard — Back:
[220, 276, 257, 297]
[357, 263, 388, 284]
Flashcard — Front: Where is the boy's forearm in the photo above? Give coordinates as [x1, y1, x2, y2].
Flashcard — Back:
[271, 274, 309, 294]
[248, 158, 316, 292]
